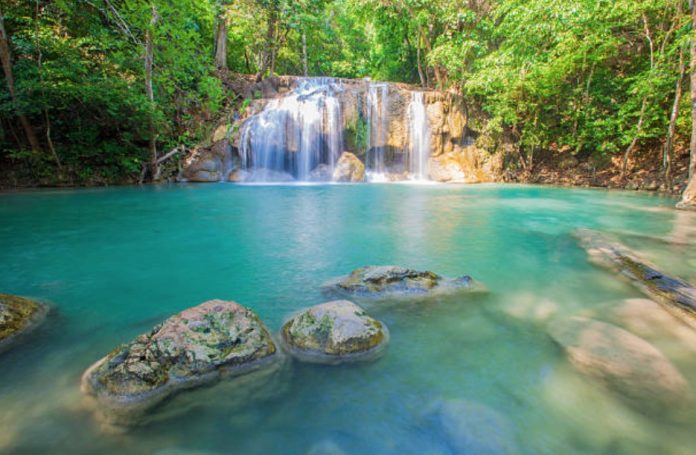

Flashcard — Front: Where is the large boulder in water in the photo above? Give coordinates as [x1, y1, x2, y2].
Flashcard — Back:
[426, 399, 519, 455]
[81, 300, 280, 423]
[548, 316, 693, 415]
[332, 152, 365, 182]
[321, 265, 477, 300]
[281, 300, 388, 364]
[0, 293, 48, 353]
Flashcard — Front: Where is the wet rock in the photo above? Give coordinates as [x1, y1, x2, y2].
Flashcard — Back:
[321, 265, 477, 300]
[429, 146, 500, 183]
[426, 399, 519, 455]
[574, 229, 696, 325]
[677, 177, 696, 210]
[429, 155, 467, 183]
[229, 168, 295, 183]
[0, 294, 48, 353]
[332, 152, 365, 182]
[281, 300, 388, 364]
[212, 125, 229, 143]
[548, 317, 692, 415]
[309, 164, 333, 182]
[81, 300, 280, 423]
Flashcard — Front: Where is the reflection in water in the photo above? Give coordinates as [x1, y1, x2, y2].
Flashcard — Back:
[0, 184, 694, 455]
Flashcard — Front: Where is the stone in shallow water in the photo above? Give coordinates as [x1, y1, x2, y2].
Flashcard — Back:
[548, 316, 693, 416]
[321, 265, 477, 300]
[81, 300, 280, 424]
[426, 399, 519, 455]
[0, 293, 48, 353]
[332, 152, 365, 182]
[281, 300, 388, 364]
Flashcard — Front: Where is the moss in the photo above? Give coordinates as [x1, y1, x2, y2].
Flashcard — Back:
[0, 294, 43, 342]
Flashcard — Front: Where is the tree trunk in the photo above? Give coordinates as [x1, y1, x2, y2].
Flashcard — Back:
[416, 32, 426, 88]
[0, 6, 41, 152]
[621, 97, 648, 178]
[34, 1, 61, 170]
[145, 4, 159, 182]
[417, 25, 444, 87]
[255, 5, 278, 82]
[678, 0, 696, 209]
[214, 13, 228, 69]
[301, 30, 308, 76]
[664, 46, 685, 189]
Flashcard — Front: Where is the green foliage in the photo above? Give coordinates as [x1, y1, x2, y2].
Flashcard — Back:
[0, 0, 691, 185]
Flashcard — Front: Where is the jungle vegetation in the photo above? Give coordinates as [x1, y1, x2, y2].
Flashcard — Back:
[1, 0, 695, 197]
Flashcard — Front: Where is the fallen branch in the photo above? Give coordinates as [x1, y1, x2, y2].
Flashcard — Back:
[574, 229, 696, 326]
[138, 145, 185, 184]
[156, 145, 184, 164]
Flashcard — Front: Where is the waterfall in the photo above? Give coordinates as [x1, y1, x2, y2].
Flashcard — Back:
[234, 77, 432, 183]
[238, 78, 344, 182]
[407, 92, 431, 181]
[366, 83, 389, 181]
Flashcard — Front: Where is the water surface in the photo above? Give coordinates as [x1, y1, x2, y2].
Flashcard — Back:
[1, 184, 694, 455]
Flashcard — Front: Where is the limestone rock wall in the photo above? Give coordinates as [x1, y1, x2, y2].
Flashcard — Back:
[180, 76, 502, 183]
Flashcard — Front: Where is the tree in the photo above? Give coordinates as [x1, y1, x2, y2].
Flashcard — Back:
[214, 1, 230, 69]
[145, 3, 159, 181]
[0, 4, 41, 152]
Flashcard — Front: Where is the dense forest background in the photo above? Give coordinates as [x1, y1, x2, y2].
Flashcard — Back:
[0, 0, 693, 191]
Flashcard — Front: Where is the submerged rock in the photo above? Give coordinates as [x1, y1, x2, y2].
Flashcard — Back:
[281, 300, 388, 364]
[307, 440, 348, 455]
[81, 300, 280, 423]
[426, 399, 519, 455]
[309, 164, 333, 182]
[548, 317, 692, 415]
[229, 168, 295, 183]
[610, 299, 696, 355]
[332, 152, 365, 182]
[0, 294, 48, 352]
[321, 265, 477, 300]
[574, 229, 696, 325]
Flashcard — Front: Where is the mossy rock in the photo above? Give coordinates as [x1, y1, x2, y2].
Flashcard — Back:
[0, 293, 48, 352]
[321, 265, 478, 300]
[281, 300, 388, 364]
[81, 300, 281, 424]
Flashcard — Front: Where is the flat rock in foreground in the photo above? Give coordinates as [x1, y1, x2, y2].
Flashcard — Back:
[81, 300, 280, 424]
[0, 293, 48, 353]
[549, 316, 692, 416]
[574, 229, 696, 325]
[281, 300, 388, 364]
[321, 265, 478, 300]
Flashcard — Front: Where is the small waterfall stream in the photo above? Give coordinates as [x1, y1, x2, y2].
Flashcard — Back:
[366, 83, 389, 181]
[239, 78, 344, 181]
[407, 92, 431, 181]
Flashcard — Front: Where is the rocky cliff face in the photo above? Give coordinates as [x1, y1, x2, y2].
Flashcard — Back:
[180, 76, 501, 183]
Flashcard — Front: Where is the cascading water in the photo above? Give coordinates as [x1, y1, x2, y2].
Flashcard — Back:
[366, 83, 390, 181]
[235, 77, 433, 183]
[238, 78, 344, 181]
[407, 92, 431, 181]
